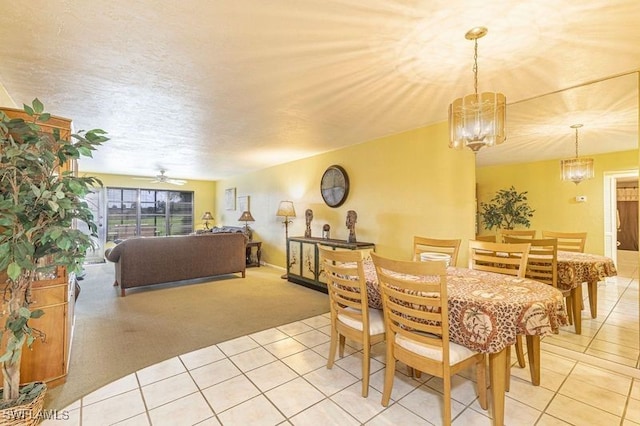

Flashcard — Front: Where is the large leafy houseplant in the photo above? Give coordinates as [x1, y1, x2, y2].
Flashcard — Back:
[479, 186, 535, 231]
[0, 99, 108, 406]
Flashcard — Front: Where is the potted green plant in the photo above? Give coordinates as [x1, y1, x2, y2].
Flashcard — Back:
[0, 99, 107, 417]
[479, 186, 535, 231]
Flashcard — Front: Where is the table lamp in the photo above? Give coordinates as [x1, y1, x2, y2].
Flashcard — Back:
[238, 210, 255, 240]
[201, 211, 213, 229]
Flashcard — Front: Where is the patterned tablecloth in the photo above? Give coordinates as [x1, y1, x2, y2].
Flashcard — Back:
[363, 261, 568, 354]
[556, 251, 617, 291]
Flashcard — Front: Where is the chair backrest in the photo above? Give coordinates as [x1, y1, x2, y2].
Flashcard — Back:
[541, 231, 587, 252]
[468, 240, 531, 278]
[499, 229, 536, 242]
[504, 236, 557, 287]
[370, 252, 450, 363]
[318, 245, 370, 328]
[412, 236, 461, 266]
[474, 235, 497, 243]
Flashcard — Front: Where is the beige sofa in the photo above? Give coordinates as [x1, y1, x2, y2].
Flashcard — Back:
[105, 233, 246, 296]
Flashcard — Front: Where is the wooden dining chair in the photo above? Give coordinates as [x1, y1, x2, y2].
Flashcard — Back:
[468, 240, 531, 278]
[468, 240, 531, 382]
[503, 237, 575, 385]
[474, 234, 497, 243]
[412, 236, 461, 266]
[504, 236, 578, 329]
[541, 231, 587, 252]
[500, 229, 536, 242]
[318, 245, 385, 398]
[371, 252, 487, 424]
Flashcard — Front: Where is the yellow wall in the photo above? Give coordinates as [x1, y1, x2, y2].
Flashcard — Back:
[217, 121, 477, 269]
[88, 172, 217, 230]
[476, 150, 638, 254]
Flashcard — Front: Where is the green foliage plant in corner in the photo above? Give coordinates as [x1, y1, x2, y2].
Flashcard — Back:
[479, 186, 535, 231]
[0, 99, 108, 409]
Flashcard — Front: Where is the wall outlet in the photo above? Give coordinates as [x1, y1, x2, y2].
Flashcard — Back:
[576, 195, 587, 202]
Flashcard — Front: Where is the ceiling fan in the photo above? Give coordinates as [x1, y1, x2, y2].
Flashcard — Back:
[133, 170, 187, 186]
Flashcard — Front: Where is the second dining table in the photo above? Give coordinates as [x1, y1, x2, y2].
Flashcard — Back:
[556, 250, 617, 331]
[361, 259, 568, 426]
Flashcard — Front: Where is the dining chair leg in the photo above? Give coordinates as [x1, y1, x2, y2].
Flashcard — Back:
[443, 375, 452, 425]
[338, 335, 346, 357]
[525, 335, 540, 386]
[571, 286, 582, 334]
[381, 354, 395, 406]
[362, 343, 371, 397]
[514, 335, 526, 367]
[587, 280, 598, 318]
[327, 329, 338, 368]
[565, 296, 573, 325]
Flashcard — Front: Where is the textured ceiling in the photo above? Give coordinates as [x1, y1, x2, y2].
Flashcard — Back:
[0, 0, 638, 181]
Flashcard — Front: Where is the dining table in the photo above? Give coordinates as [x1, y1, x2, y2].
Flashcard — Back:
[556, 251, 617, 334]
[362, 259, 568, 426]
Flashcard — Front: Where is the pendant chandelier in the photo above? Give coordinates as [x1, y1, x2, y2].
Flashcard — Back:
[449, 27, 506, 153]
[560, 124, 594, 184]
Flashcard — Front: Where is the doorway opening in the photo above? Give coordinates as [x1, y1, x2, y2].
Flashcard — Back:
[604, 169, 639, 266]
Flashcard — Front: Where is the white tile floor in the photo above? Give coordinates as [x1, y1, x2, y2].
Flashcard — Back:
[43, 252, 640, 425]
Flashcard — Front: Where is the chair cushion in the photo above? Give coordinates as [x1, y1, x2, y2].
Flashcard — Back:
[338, 307, 385, 335]
[396, 332, 479, 365]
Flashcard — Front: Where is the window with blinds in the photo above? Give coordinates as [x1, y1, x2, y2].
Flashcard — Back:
[106, 187, 194, 241]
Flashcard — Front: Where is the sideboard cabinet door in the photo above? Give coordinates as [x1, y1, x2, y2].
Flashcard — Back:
[286, 236, 375, 293]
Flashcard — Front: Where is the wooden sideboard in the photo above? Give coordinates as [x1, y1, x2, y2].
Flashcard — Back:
[0, 266, 75, 388]
[0, 108, 77, 387]
[286, 236, 375, 293]
[1, 107, 76, 175]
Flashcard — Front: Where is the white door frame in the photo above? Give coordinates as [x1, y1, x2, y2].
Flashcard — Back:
[81, 188, 107, 263]
[603, 169, 638, 265]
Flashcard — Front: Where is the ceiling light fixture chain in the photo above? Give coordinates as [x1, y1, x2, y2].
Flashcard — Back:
[473, 36, 479, 96]
[573, 124, 581, 158]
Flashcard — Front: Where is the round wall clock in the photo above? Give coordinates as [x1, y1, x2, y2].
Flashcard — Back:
[320, 165, 349, 208]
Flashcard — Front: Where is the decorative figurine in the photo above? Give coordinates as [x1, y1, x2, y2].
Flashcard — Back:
[346, 210, 357, 243]
[305, 208, 313, 238]
[322, 223, 330, 239]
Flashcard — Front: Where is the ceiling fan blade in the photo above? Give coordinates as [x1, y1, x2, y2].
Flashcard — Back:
[167, 179, 186, 185]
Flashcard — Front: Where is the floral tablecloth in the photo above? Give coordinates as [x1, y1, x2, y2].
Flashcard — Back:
[556, 251, 617, 291]
[363, 261, 568, 354]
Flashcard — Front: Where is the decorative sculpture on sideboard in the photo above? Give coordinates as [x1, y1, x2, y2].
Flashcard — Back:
[346, 210, 357, 243]
[305, 209, 313, 237]
[322, 224, 330, 239]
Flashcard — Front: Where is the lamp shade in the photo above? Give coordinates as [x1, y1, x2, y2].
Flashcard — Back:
[560, 124, 594, 184]
[276, 201, 296, 218]
[448, 27, 506, 153]
[449, 92, 506, 152]
[238, 210, 255, 222]
[561, 157, 595, 184]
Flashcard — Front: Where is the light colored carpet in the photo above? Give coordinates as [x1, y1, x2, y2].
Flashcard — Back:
[44, 262, 329, 409]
